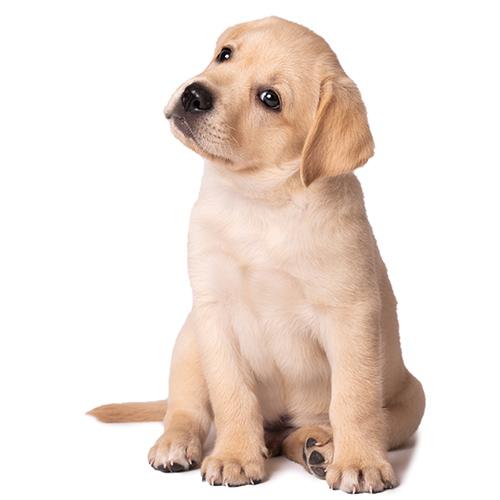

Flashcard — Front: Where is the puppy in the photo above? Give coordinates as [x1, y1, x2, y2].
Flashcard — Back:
[88, 17, 425, 494]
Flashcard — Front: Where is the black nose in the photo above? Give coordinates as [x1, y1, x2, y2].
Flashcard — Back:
[181, 83, 213, 113]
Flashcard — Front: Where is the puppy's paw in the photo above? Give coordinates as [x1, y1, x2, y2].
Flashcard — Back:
[326, 458, 397, 494]
[148, 430, 202, 473]
[201, 453, 266, 487]
[281, 424, 333, 479]
[302, 436, 334, 480]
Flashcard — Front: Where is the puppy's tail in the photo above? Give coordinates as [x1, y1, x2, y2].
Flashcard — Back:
[86, 400, 167, 423]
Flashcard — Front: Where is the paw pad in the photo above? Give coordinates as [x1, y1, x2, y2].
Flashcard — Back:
[302, 436, 332, 480]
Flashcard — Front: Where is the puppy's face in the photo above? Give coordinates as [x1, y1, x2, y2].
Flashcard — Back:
[165, 17, 375, 185]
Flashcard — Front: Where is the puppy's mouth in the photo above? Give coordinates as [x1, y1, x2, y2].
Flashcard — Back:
[166, 112, 233, 165]
[168, 114, 195, 141]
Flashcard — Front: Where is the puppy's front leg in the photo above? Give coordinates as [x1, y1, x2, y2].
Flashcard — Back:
[194, 305, 267, 487]
[322, 305, 397, 494]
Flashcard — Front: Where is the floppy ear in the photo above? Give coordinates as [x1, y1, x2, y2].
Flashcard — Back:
[300, 76, 375, 187]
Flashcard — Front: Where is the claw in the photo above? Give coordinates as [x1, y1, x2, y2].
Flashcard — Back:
[369, 484, 374, 494]
[352, 485, 357, 494]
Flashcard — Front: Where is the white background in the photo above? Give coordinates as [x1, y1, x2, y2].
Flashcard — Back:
[1, 1, 499, 498]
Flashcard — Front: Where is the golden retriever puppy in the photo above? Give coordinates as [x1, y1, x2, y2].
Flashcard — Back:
[88, 17, 425, 494]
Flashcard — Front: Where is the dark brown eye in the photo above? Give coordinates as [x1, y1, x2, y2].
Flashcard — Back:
[217, 47, 232, 62]
[260, 90, 281, 110]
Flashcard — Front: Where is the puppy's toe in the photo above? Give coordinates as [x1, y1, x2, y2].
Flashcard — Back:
[148, 430, 202, 473]
[201, 453, 266, 487]
[326, 458, 397, 493]
[154, 462, 191, 473]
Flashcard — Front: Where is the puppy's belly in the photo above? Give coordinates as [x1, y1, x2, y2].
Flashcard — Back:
[192, 244, 333, 425]
[230, 271, 332, 426]
[255, 355, 332, 427]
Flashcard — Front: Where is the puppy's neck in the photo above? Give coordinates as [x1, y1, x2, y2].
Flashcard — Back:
[203, 159, 307, 203]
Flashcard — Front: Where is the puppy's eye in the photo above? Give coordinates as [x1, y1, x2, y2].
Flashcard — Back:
[259, 90, 281, 110]
[217, 47, 232, 62]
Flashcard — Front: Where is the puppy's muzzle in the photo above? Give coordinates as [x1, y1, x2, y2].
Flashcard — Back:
[181, 83, 213, 113]
[165, 82, 214, 142]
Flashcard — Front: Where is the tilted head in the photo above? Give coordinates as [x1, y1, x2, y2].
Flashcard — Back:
[164, 17, 374, 187]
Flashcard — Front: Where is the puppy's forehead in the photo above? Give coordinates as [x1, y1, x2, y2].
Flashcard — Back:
[215, 17, 334, 70]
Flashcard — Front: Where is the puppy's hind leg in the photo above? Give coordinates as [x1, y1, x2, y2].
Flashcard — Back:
[149, 312, 212, 473]
[281, 373, 425, 488]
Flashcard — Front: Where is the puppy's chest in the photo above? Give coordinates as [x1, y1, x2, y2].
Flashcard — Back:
[191, 192, 320, 290]
[190, 190, 333, 385]
[188, 189, 336, 338]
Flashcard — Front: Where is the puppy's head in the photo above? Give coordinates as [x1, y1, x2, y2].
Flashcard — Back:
[164, 17, 374, 186]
